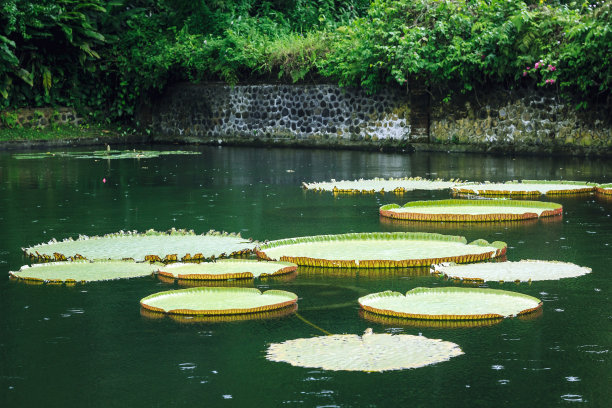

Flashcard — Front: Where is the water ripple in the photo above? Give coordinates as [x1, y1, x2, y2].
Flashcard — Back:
[561, 394, 584, 402]
[179, 362, 197, 371]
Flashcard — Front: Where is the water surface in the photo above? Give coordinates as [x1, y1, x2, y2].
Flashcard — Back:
[1, 146, 610, 407]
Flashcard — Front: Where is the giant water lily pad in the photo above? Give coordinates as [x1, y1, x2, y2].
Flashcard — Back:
[302, 177, 462, 194]
[158, 259, 297, 281]
[9, 260, 158, 284]
[432, 260, 591, 283]
[256, 232, 506, 268]
[452, 180, 597, 196]
[13, 150, 200, 160]
[380, 199, 562, 222]
[359, 287, 542, 320]
[140, 287, 298, 316]
[23, 229, 255, 263]
[266, 331, 464, 372]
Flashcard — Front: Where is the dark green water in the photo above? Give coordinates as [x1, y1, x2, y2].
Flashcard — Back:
[1, 146, 610, 407]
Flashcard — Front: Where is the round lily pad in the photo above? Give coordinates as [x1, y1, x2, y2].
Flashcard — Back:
[140, 287, 298, 316]
[157, 259, 297, 281]
[266, 331, 464, 372]
[23, 229, 255, 263]
[380, 199, 563, 222]
[256, 232, 507, 268]
[9, 260, 158, 284]
[431, 260, 592, 283]
[359, 287, 542, 320]
[302, 177, 462, 194]
[596, 183, 612, 196]
[452, 180, 597, 196]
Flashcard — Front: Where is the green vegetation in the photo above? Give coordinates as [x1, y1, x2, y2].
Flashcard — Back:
[1, 0, 609, 128]
[0, 123, 116, 141]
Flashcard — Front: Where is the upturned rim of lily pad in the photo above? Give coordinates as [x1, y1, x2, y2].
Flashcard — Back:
[431, 260, 592, 283]
[452, 180, 597, 196]
[8, 260, 158, 284]
[359, 309, 503, 329]
[380, 199, 563, 222]
[140, 286, 298, 316]
[141, 303, 298, 323]
[596, 183, 612, 196]
[22, 228, 255, 263]
[157, 259, 298, 281]
[256, 232, 507, 268]
[302, 176, 464, 194]
[358, 287, 542, 320]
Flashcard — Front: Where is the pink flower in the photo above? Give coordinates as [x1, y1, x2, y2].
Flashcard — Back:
[103, 178, 106, 183]
[526, 67, 530, 70]
[523, 71, 527, 77]
[535, 62, 540, 69]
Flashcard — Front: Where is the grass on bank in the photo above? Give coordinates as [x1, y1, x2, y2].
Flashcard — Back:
[0, 124, 124, 142]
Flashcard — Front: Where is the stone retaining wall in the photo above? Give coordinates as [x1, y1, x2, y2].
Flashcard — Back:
[430, 88, 611, 155]
[150, 83, 611, 155]
[151, 83, 418, 148]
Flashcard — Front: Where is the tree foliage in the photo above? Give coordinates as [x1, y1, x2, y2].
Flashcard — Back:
[0, 0, 609, 123]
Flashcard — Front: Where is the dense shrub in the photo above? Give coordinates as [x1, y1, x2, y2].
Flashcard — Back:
[0, 0, 609, 124]
[320, 0, 611, 107]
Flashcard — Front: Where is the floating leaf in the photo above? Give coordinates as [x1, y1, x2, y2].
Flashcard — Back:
[380, 199, 562, 222]
[302, 177, 463, 194]
[157, 259, 297, 281]
[432, 260, 591, 283]
[359, 287, 542, 320]
[266, 331, 464, 372]
[23, 229, 255, 263]
[452, 180, 597, 196]
[257, 232, 506, 268]
[140, 287, 298, 316]
[9, 260, 158, 284]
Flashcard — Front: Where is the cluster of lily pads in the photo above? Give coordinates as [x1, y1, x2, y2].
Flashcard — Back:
[9, 175, 602, 372]
[13, 149, 200, 160]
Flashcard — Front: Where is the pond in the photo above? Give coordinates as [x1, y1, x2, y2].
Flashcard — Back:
[1, 146, 610, 407]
